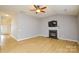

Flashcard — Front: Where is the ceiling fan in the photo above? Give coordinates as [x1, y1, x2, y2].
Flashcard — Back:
[30, 5, 47, 14]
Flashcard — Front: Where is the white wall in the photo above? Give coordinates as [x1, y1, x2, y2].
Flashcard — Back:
[40, 15, 78, 41]
[11, 13, 40, 41]
[77, 15, 79, 41]
[11, 13, 78, 41]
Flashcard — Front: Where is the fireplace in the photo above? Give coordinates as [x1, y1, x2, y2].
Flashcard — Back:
[49, 30, 57, 39]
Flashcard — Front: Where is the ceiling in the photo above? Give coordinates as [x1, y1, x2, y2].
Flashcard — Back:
[0, 5, 79, 18]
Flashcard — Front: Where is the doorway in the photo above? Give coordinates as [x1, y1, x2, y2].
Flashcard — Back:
[0, 16, 11, 46]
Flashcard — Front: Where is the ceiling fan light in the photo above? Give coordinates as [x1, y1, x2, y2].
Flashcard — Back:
[36, 9, 41, 13]
[5, 14, 9, 16]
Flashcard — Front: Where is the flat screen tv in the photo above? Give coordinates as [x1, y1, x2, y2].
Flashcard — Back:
[48, 20, 57, 27]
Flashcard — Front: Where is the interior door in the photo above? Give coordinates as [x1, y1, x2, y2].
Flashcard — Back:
[0, 16, 11, 35]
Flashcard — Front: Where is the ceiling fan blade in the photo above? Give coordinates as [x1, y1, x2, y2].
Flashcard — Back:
[41, 7, 47, 9]
[41, 11, 45, 13]
[34, 5, 38, 9]
[36, 12, 38, 14]
[34, 5, 40, 9]
[30, 9, 36, 11]
[37, 5, 40, 8]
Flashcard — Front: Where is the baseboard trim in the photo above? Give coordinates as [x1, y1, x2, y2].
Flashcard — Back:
[59, 38, 78, 42]
[41, 36, 78, 42]
[10, 34, 78, 42]
[17, 35, 41, 41]
[10, 34, 41, 41]
[10, 34, 17, 40]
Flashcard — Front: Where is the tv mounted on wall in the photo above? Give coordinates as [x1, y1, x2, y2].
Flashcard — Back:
[48, 20, 57, 27]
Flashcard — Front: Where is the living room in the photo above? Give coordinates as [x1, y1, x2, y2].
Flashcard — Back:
[0, 5, 79, 52]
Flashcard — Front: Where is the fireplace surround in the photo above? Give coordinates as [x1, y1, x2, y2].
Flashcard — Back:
[49, 30, 58, 39]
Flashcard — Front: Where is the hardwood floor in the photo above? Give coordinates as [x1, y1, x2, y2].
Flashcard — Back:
[0, 35, 18, 52]
[0, 35, 79, 53]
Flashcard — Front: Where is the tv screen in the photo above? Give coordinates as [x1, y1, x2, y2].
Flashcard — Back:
[48, 20, 57, 27]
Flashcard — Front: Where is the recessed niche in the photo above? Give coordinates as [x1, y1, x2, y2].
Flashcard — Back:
[48, 20, 57, 27]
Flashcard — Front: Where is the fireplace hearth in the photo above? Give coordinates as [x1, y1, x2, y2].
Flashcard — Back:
[49, 30, 58, 39]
